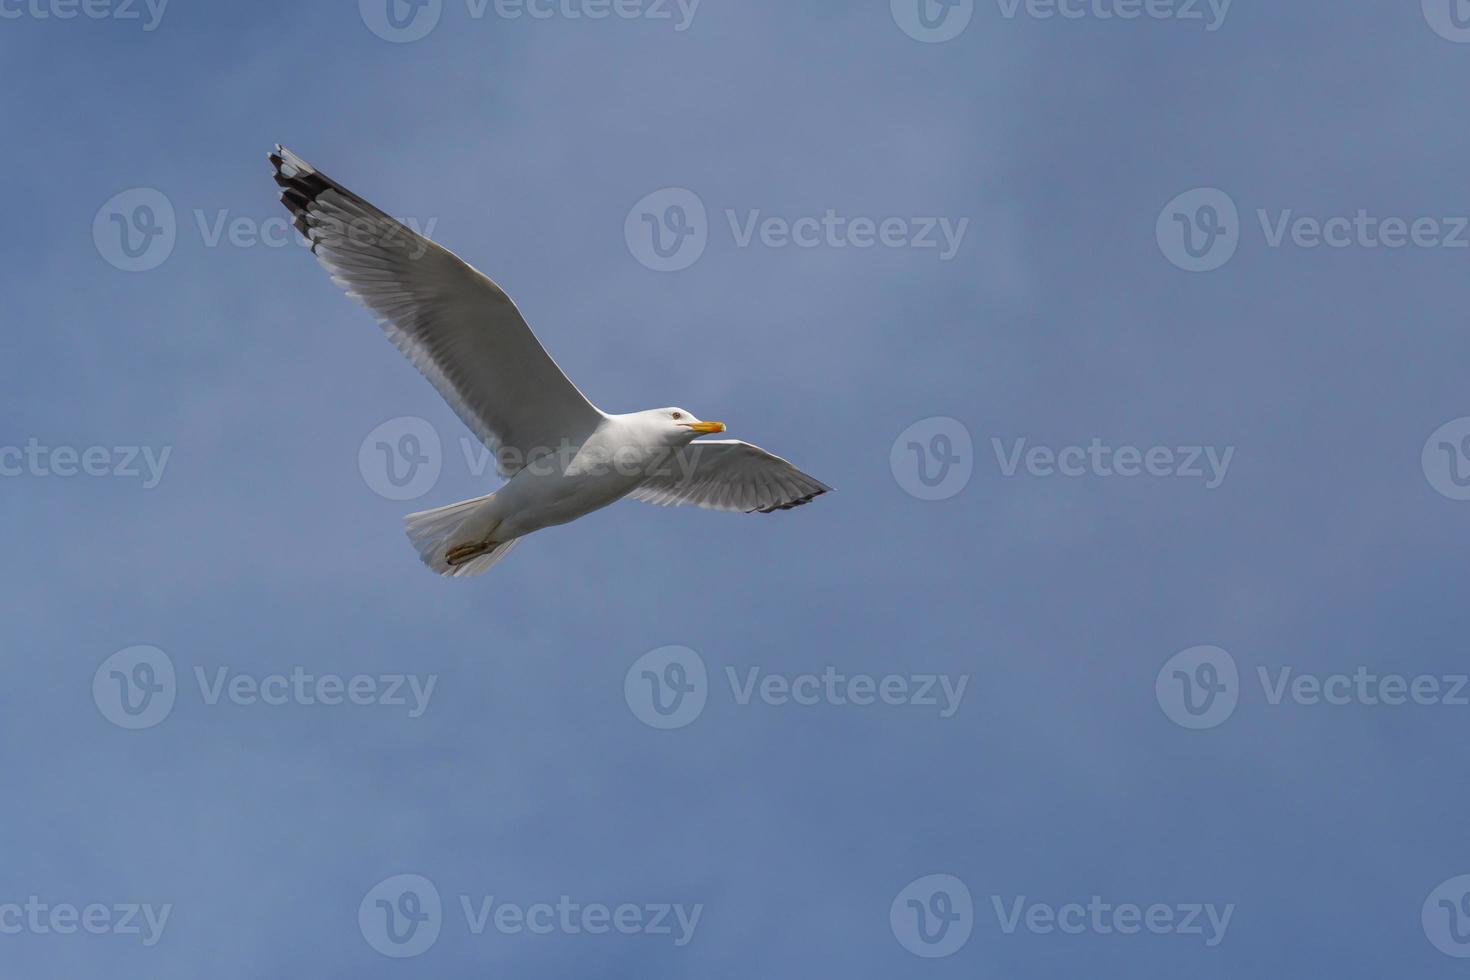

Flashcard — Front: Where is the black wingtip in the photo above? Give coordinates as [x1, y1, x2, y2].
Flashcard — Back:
[269, 146, 331, 252]
[751, 486, 830, 514]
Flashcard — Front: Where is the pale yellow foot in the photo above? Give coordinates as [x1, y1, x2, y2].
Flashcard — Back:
[444, 540, 493, 567]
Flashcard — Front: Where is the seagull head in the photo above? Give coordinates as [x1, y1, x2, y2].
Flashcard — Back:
[644, 407, 726, 443]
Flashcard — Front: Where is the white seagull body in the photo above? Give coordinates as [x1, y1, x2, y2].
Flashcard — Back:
[270, 146, 831, 577]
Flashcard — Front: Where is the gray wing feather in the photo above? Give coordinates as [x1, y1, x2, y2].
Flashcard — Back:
[630, 440, 831, 514]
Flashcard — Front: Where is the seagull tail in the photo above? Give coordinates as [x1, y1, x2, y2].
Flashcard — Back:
[403, 494, 520, 579]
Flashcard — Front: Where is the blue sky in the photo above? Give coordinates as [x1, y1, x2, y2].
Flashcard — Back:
[5, 0, 1470, 976]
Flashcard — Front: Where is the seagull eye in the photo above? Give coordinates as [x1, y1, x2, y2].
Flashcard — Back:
[671, 412, 683, 420]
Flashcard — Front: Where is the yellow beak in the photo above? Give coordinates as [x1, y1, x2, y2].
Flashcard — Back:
[682, 421, 727, 434]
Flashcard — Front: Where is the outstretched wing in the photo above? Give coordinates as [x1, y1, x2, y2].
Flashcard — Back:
[630, 440, 831, 514]
[270, 145, 604, 475]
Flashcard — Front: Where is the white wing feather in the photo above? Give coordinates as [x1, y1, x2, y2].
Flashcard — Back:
[270, 145, 604, 476]
[630, 440, 831, 514]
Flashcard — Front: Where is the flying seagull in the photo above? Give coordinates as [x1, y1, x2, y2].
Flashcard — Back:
[269, 146, 830, 577]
